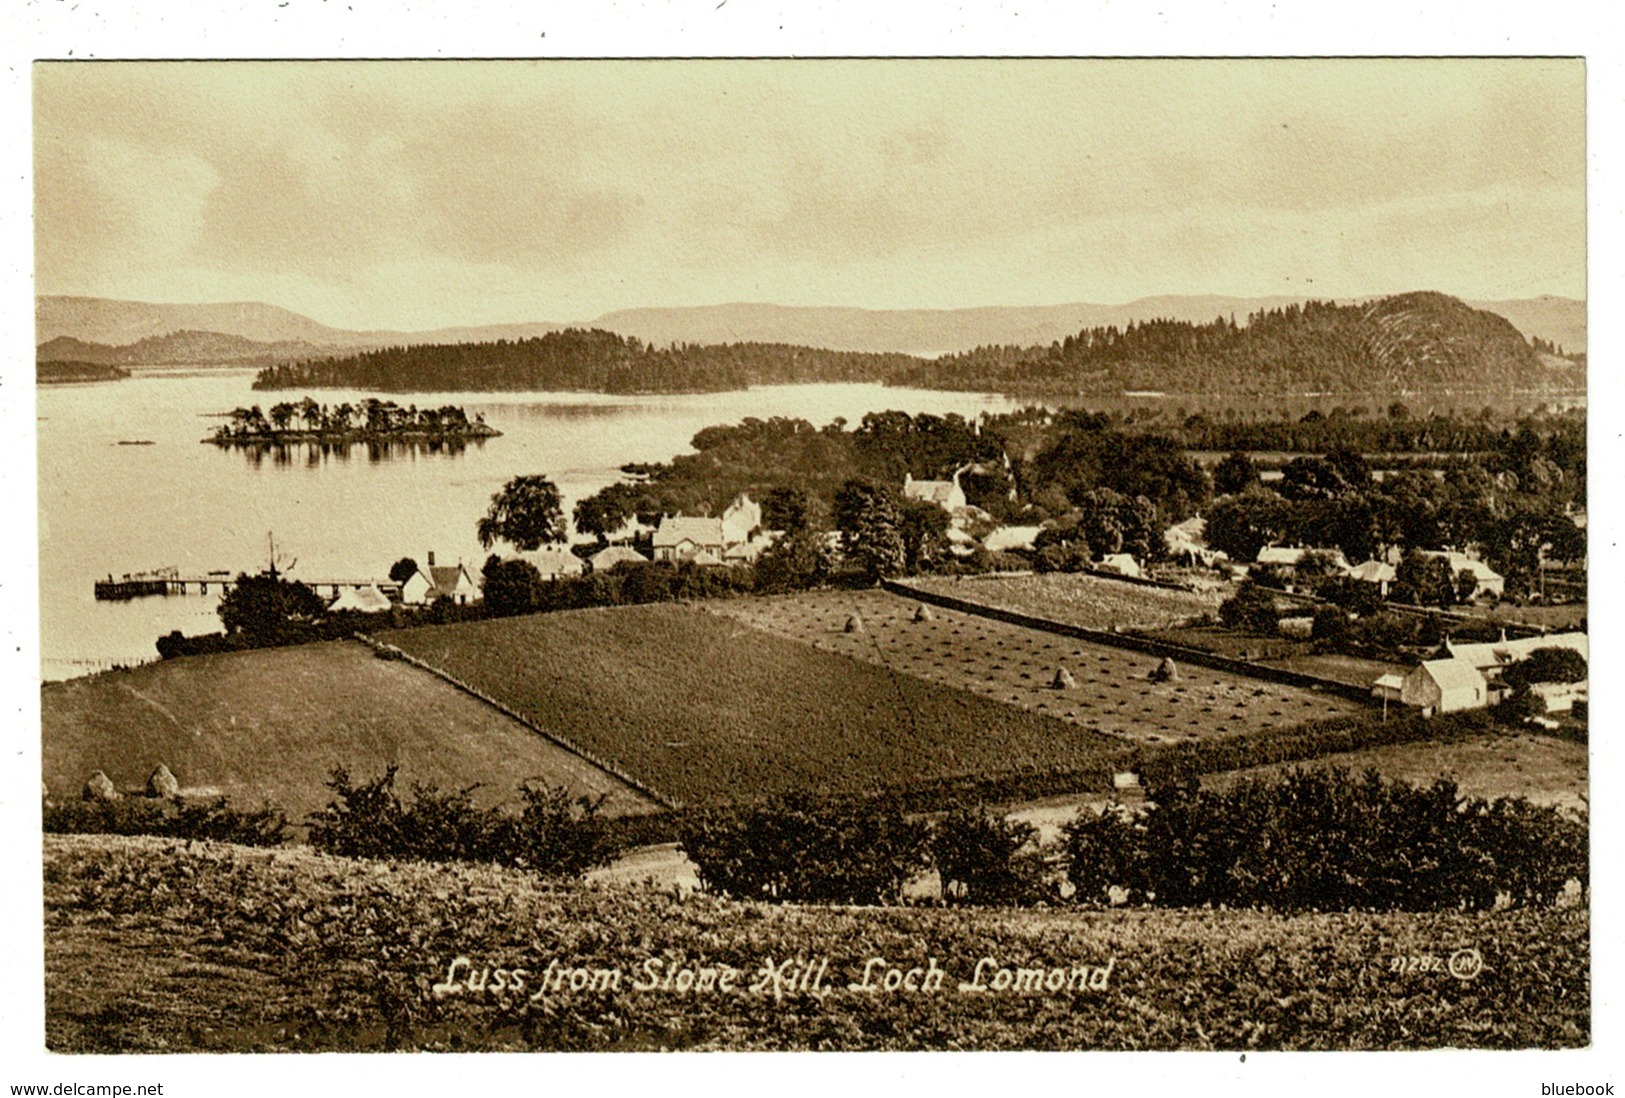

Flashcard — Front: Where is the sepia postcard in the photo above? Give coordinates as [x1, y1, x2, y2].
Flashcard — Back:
[6, 10, 1619, 1092]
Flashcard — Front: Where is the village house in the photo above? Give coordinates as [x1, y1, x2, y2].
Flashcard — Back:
[652, 493, 775, 566]
[401, 552, 478, 605]
[652, 514, 728, 563]
[1399, 657, 1489, 715]
[1420, 550, 1505, 599]
[720, 493, 763, 545]
[1254, 546, 1351, 572]
[1347, 559, 1396, 597]
[903, 470, 967, 513]
[1378, 631, 1588, 716]
[1443, 631, 1587, 684]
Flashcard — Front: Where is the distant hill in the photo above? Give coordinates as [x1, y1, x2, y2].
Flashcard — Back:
[37, 330, 335, 368]
[41, 292, 1584, 359]
[36, 295, 568, 355]
[905, 292, 1578, 396]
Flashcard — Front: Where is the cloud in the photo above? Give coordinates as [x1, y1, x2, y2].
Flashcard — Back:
[32, 59, 1585, 326]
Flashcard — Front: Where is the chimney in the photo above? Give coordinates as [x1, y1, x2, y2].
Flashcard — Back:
[427, 550, 436, 567]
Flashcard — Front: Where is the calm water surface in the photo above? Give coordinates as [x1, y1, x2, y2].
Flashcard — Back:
[37, 370, 1018, 678]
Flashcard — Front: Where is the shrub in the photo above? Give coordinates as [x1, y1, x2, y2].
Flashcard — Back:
[43, 796, 287, 847]
[931, 803, 1047, 905]
[1219, 580, 1280, 633]
[1063, 804, 1149, 904]
[679, 793, 930, 905]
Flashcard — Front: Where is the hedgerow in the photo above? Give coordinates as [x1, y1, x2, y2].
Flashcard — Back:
[306, 766, 619, 877]
[42, 796, 287, 847]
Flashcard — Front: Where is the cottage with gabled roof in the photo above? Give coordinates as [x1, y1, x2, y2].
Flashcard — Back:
[1400, 657, 1488, 715]
[401, 551, 477, 605]
[652, 514, 727, 563]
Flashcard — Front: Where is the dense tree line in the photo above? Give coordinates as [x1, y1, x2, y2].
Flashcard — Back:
[252, 295, 1579, 400]
[898, 294, 1570, 396]
[254, 328, 925, 394]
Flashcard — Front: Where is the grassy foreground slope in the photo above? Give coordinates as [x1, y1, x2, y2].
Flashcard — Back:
[43, 834, 1588, 1052]
[41, 641, 656, 821]
[386, 603, 1124, 807]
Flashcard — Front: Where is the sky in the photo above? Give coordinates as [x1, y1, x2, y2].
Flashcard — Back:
[34, 58, 1585, 331]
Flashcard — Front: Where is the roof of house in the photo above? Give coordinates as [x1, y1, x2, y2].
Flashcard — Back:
[1421, 550, 1503, 581]
[689, 548, 724, 566]
[523, 547, 585, 575]
[1417, 658, 1488, 695]
[1349, 560, 1397, 583]
[427, 563, 473, 595]
[984, 525, 1043, 552]
[1372, 673, 1405, 690]
[1257, 546, 1348, 568]
[330, 584, 392, 613]
[903, 473, 961, 506]
[653, 515, 726, 548]
[589, 545, 647, 569]
[1446, 631, 1588, 670]
[1099, 553, 1142, 572]
[720, 494, 762, 541]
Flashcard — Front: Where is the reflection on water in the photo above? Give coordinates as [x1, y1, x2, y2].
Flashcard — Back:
[221, 436, 490, 467]
[39, 370, 1018, 675]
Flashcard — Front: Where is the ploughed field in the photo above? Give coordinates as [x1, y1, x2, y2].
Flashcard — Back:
[385, 604, 1124, 808]
[41, 640, 658, 822]
[904, 572, 1224, 630]
[43, 834, 1589, 1052]
[705, 590, 1369, 746]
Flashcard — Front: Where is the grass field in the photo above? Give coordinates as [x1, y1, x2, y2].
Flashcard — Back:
[904, 572, 1223, 630]
[1202, 731, 1588, 812]
[1140, 624, 1406, 688]
[385, 603, 1125, 808]
[43, 833, 1589, 1052]
[41, 640, 657, 822]
[707, 590, 1370, 746]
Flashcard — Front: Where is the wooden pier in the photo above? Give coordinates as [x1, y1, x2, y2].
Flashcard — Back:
[94, 571, 399, 601]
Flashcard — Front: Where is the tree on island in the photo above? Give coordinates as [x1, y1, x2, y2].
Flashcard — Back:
[478, 475, 568, 553]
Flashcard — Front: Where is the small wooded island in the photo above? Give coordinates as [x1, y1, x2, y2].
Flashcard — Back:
[204, 397, 500, 446]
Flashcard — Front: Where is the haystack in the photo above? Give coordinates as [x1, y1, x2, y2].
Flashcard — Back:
[147, 764, 180, 799]
[82, 770, 119, 802]
[845, 614, 865, 634]
[1149, 657, 1179, 683]
[1052, 666, 1078, 689]
[914, 603, 935, 622]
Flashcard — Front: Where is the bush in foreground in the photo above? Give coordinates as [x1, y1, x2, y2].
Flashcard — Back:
[1064, 766, 1586, 913]
[679, 792, 929, 905]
